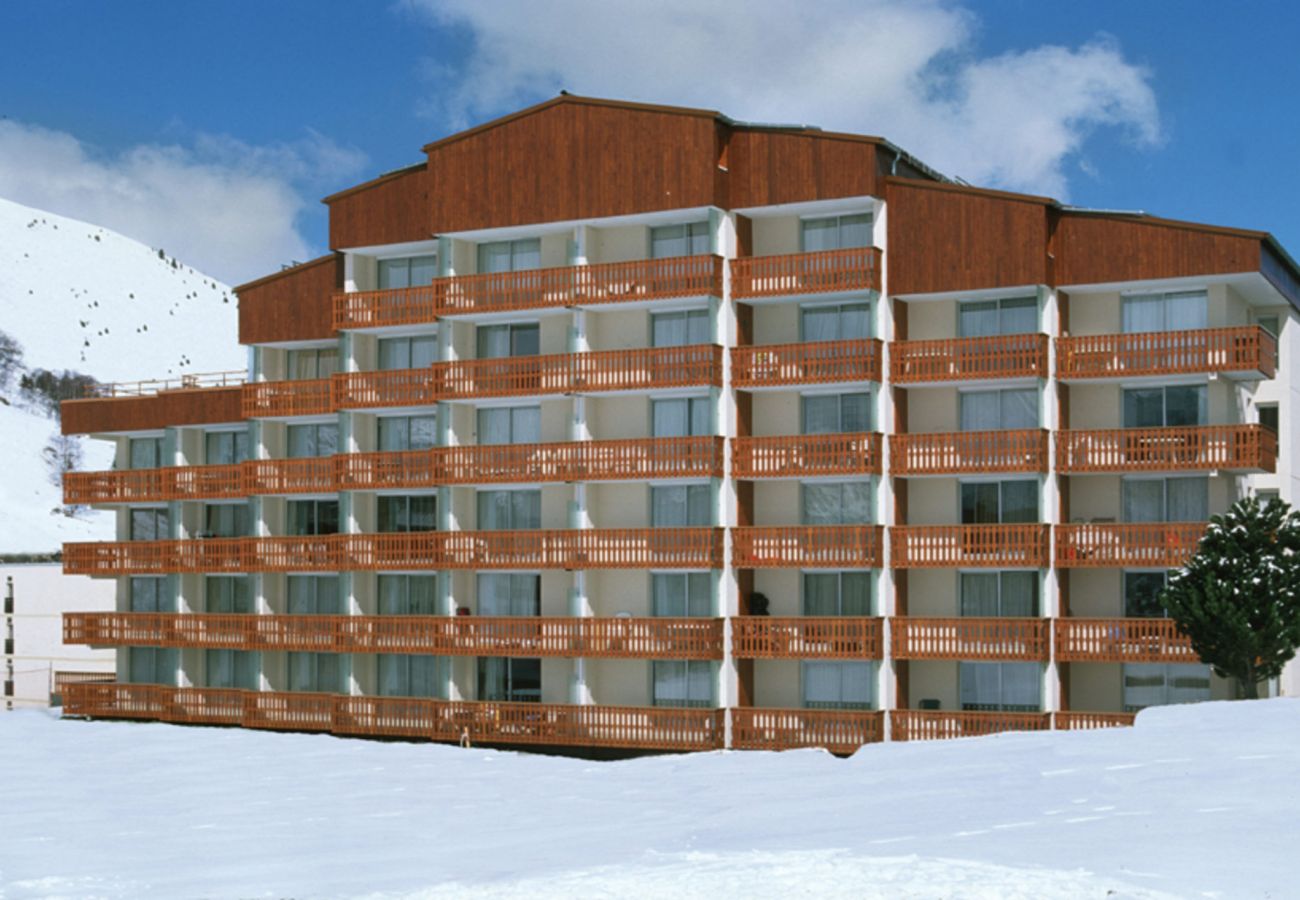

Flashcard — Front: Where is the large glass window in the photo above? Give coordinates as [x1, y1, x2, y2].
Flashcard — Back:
[651, 484, 712, 527]
[206, 649, 257, 690]
[287, 575, 341, 615]
[286, 347, 339, 380]
[288, 652, 343, 693]
[129, 576, 173, 613]
[1123, 385, 1207, 428]
[1124, 571, 1168, 618]
[379, 574, 438, 616]
[128, 577, 176, 685]
[1123, 663, 1211, 711]
[477, 658, 541, 702]
[803, 572, 872, 616]
[653, 660, 713, 707]
[478, 573, 540, 616]
[287, 423, 338, 458]
[652, 397, 711, 437]
[651, 222, 710, 258]
[1122, 477, 1208, 523]
[377, 495, 437, 533]
[129, 437, 164, 470]
[478, 406, 541, 445]
[287, 499, 339, 536]
[959, 389, 1039, 431]
[802, 302, 870, 342]
[477, 489, 541, 530]
[651, 310, 710, 347]
[204, 503, 250, 539]
[958, 297, 1038, 337]
[477, 322, 539, 359]
[377, 255, 437, 290]
[377, 575, 439, 698]
[960, 572, 1039, 616]
[652, 572, 712, 617]
[801, 214, 872, 252]
[1122, 291, 1208, 333]
[803, 661, 873, 709]
[206, 575, 253, 614]
[802, 392, 872, 434]
[477, 239, 541, 274]
[378, 335, 438, 370]
[803, 482, 872, 525]
[130, 507, 169, 541]
[960, 480, 1038, 524]
[959, 662, 1040, 711]
[205, 430, 249, 465]
[378, 415, 438, 452]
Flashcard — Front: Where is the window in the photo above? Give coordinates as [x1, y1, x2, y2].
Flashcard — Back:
[205, 430, 249, 465]
[203, 503, 250, 539]
[478, 657, 541, 702]
[378, 415, 438, 452]
[803, 661, 873, 709]
[377, 574, 440, 698]
[802, 392, 872, 434]
[1259, 405, 1279, 435]
[960, 480, 1038, 524]
[129, 437, 163, 470]
[478, 573, 539, 616]
[1122, 477, 1208, 523]
[802, 302, 870, 342]
[477, 322, 539, 359]
[803, 482, 872, 525]
[288, 652, 344, 693]
[960, 389, 1038, 431]
[1122, 291, 1207, 333]
[287, 575, 341, 615]
[1124, 571, 1168, 618]
[478, 406, 541, 445]
[651, 484, 712, 527]
[377, 255, 437, 290]
[959, 662, 1040, 711]
[1258, 489, 1281, 507]
[653, 660, 713, 707]
[206, 649, 257, 690]
[287, 499, 339, 536]
[652, 572, 712, 617]
[377, 495, 436, 533]
[287, 423, 338, 458]
[651, 310, 710, 347]
[477, 489, 541, 530]
[477, 238, 541, 274]
[958, 297, 1038, 337]
[128, 577, 176, 686]
[651, 222, 710, 258]
[378, 335, 437, 370]
[130, 507, 169, 541]
[286, 346, 339, 380]
[1122, 385, 1207, 428]
[130, 576, 174, 613]
[206, 576, 253, 614]
[801, 214, 872, 252]
[960, 572, 1038, 616]
[803, 572, 872, 616]
[652, 397, 711, 437]
[379, 574, 438, 616]
[1256, 315, 1280, 339]
[1123, 663, 1210, 711]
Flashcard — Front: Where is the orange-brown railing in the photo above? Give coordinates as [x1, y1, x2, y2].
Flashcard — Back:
[890, 709, 1050, 741]
[890, 617, 1049, 661]
[1055, 425, 1276, 473]
[438, 345, 723, 399]
[1057, 326, 1276, 380]
[333, 368, 439, 409]
[731, 339, 882, 388]
[1054, 618, 1198, 663]
[731, 525, 884, 568]
[332, 285, 440, 330]
[889, 333, 1048, 384]
[63, 683, 724, 751]
[732, 433, 882, 478]
[731, 616, 883, 659]
[1053, 711, 1137, 730]
[242, 378, 334, 418]
[64, 612, 723, 660]
[64, 464, 246, 505]
[730, 247, 881, 299]
[730, 707, 883, 753]
[335, 449, 440, 490]
[889, 524, 1050, 568]
[244, 458, 336, 495]
[1054, 522, 1205, 568]
[889, 430, 1048, 476]
[85, 370, 246, 398]
[52, 671, 115, 695]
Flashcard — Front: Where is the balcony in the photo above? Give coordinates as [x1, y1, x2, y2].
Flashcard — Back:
[1056, 326, 1276, 381]
[731, 339, 883, 389]
[242, 378, 333, 418]
[889, 429, 1048, 476]
[890, 709, 1050, 742]
[64, 464, 245, 505]
[333, 368, 438, 409]
[332, 256, 723, 330]
[889, 617, 1049, 661]
[1054, 618, 1199, 663]
[1056, 425, 1276, 474]
[730, 707, 883, 753]
[731, 433, 881, 479]
[244, 458, 336, 495]
[1054, 522, 1205, 568]
[731, 616, 883, 659]
[890, 524, 1050, 568]
[62, 537, 347, 576]
[730, 247, 882, 300]
[62, 683, 724, 752]
[731, 525, 884, 569]
[1054, 711, 1137, 730]
[889, 333, 1048, 385]
[64, 612, 724, 660]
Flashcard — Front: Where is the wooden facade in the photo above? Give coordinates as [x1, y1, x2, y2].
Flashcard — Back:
[326, 164, 430, 251]
[62, 386, 243, 435]
[236, 254, 340, 345]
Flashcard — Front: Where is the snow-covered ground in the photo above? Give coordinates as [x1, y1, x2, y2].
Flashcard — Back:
[0, 699, 1294, 898]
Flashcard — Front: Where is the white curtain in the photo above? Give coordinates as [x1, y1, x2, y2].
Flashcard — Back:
[478, 408, 512, 445]
[1167, 477, 1209, 521]
[1123, 479, 1165, 523]
[960, 573, 1000, 616]
[1000, 572, 1038, 617]
[959, 301, 998, 338]
[999, 297, 1038, 334]
[802, 395, 840, 434]
[801, 217, 838, 252]
[960, 391, 1001, 431]
[961, 662, 1039, 710]
[1122, 294, 1165, 333]
[803, 573, 838, 616]
[803, 661, 872, 708]
[1002, 389, 1039, 430]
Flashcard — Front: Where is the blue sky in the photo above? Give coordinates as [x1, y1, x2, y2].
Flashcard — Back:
[1, 1, 1297, 284]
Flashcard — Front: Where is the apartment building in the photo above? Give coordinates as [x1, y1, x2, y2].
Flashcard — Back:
[57, 95, 1300, 754]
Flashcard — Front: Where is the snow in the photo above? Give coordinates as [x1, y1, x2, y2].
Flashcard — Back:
[1, 699, 1296, 898]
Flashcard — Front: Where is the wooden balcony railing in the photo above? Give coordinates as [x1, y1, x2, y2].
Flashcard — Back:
[1053, 711, 1137, 730]
[890, 709, 1050, 741]
[244, 458, 336, 495]
[333, 368, 439, 409]
[63, 683, 724, 751]
[1054, 522, 1205, 568]
[1054, 618, 1199, 663]
[64, 464, 245, 505]
[731, 617, 883, 659]
[889, 617, 1049, 661]
[1057, 326, 1276, 380]
[730, 707, 883, 753]
[890, 524, 1050, 568]
[731, 525, 884, 569]
[242, 378, 334, 418]
[64, 612, 723, 660]
[332, 285, 440, 330]
[731, 433, 882, 478]
[63, 536, 346, 576]
[889, 333, 1048, 384]
[889, 430, 1049, 476]
[730, 247, 882, 300]
[731, 339, 882, 388]
[1056, 425, 1276, 474]
[84, 370, 246, 398]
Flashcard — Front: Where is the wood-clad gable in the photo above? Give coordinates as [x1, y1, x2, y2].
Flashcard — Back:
[727, 130, 880, 209]
[326, 164, 430, 250]
[236, 254, 340, 345]
[1054, 213, 1264, 287]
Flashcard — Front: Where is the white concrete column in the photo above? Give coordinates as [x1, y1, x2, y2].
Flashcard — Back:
[876, 285, 897, 740]
[715, 211, 739, 747]
[1040, 285, 1063, 718]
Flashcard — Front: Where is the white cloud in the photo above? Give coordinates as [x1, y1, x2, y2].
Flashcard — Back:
[409, 0, 1159, 198]
[0, 122, 366, 285]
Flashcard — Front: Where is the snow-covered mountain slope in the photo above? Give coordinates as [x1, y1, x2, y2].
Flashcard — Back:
[0, 196, 246, 552]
